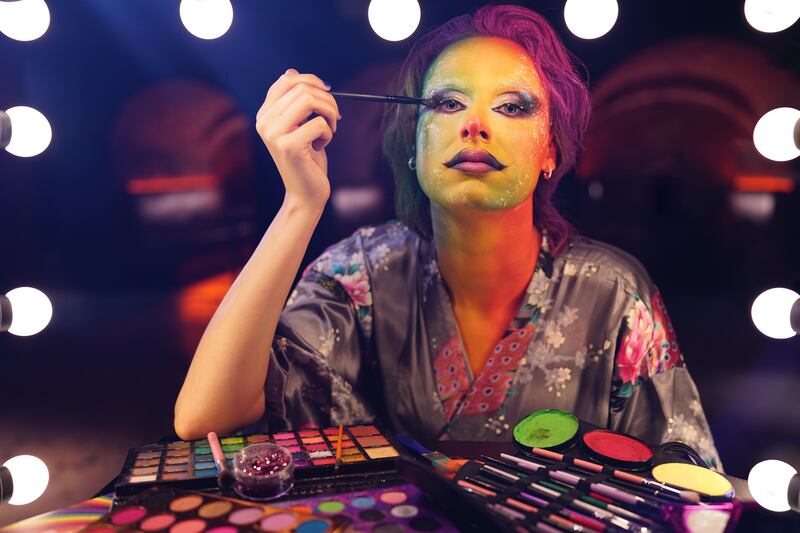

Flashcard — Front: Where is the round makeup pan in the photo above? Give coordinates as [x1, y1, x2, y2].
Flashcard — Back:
[513, 409, 580, 451]
[651, 462, 734, 498]
[581, 429, 654, 469]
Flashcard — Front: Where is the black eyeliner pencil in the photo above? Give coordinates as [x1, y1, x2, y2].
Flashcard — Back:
[330, 91, 437, 108]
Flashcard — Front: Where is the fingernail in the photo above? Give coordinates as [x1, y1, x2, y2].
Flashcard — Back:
[338, 114, 342, 120]
[322, 80, 331, 89]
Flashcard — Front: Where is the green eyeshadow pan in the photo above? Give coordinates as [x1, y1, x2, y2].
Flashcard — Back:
[513, 409, 580, 450]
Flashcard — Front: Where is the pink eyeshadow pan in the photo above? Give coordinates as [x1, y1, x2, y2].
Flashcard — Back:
[274, 438, 297, 446]
[284, 445, 302, 453]
[272, 432, 294, 440]
[305, 444, 328, 452]
[322, 428, 340, 436]
[312, 458, 336, 466]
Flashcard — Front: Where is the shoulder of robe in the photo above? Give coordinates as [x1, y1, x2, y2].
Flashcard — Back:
[558, 236, 655, 299]
[305, 219, 420, 283]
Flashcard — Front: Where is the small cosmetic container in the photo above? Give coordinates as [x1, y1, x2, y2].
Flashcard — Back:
[232, 443, 294, 500]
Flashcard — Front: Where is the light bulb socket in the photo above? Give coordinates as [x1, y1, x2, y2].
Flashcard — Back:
[0, 466, 12, 504]
[0, 295, 12, 333]
[789, 472, 800, 513]
[791, 298, 800, 336]
[0, 110, 11, 150]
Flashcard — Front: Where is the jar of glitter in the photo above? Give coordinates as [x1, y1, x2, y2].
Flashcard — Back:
[232, 443, 294, 500]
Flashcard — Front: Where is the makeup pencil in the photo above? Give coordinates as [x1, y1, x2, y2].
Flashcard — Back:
[531, 447, 701, 503]
[330, 91, 437, 108]
[207, 432, 234, 488]
[334, 424, 344, 472]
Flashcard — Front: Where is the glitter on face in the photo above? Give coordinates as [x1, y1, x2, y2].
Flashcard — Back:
[415, 36, 555, 212]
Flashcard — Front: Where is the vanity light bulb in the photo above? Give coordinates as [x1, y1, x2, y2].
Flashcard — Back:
[750, 287, 799, 340]
[744, 0, 800, 33]
[0, 0, 50, 42]
[368, 0, 421, 42]
[5, 287, 53, 336]
[179, 0, 233, 40]
[4, 106, 52, 158]
[753, 107, 800, 162]
[564, 0, 619, 40]
[2, 455, 49, 506]
[748, 459, 797, 512]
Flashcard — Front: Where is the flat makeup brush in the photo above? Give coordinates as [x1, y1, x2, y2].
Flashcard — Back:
[396, 433, 464, 476]
[330, 91, 437, 108]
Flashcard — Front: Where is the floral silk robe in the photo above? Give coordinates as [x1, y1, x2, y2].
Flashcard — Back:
[256, 221, 722, 470]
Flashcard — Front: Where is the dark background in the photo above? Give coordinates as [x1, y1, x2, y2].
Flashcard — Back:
[1, 0, 799, 526]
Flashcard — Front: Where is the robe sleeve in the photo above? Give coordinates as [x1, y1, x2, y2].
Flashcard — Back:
[608, 286, 723, 471]
[248, 235, 378, 433]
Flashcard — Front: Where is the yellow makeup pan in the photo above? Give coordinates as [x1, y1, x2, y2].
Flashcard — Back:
[651, 463, 733, 497]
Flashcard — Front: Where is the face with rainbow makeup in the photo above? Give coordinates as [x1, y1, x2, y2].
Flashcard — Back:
[415, 36, 556, 212]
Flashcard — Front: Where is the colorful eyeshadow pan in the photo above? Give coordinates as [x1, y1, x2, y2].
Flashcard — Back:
[349, 425, 379, 437]
[259, 512, 297, 531]
[227, 507, 264, 525]
[651, 462, 733, 497]
[170, 495, 203, 512]
[110, 507, 147, 525]
[197, 501, 233, 518]
[582, 429, 654, 468]
[170, 518, 206, 533]
[140, 513, 176, 531]
[513, 409, 580, 449]
[357, 435, 389, 447]
[366, 446, 399, 459]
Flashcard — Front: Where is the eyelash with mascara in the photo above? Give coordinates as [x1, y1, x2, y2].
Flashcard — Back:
[426, 90, 537, 117]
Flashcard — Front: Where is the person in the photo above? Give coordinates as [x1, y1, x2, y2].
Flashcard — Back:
[174, 5, 721, 470]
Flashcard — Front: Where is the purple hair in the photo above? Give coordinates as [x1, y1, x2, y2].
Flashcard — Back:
[382, 4, 591, 255]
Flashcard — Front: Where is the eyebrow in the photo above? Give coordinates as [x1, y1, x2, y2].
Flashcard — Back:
[424, 82, 540, 99]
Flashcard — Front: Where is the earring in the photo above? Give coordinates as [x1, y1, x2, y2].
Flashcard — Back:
[408, 155, 416, 171]
[543, 168, 554, 180]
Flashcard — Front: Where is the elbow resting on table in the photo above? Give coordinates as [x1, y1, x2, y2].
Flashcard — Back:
[173, 394, 266, 441]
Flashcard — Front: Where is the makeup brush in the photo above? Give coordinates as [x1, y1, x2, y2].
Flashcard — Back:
[330, 91, 437, 108]
[395, 433, 464, 476]
[207, 432, 234, 488]
[334, 424, 344, 473]
[530, 447, 701, 504]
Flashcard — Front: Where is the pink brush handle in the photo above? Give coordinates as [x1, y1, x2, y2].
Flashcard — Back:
[207, 432, 227, 472]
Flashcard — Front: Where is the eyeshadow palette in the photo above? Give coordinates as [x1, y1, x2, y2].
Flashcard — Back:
[115, 425, 403, 497]
[274, 483, 459, 532]
[77, 488, 345, 533]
